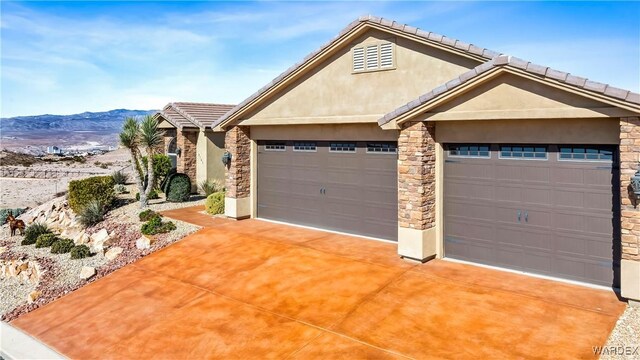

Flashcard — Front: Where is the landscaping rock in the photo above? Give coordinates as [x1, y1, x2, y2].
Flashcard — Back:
[0, 246, 6, 255]
[27, 290, 41, 304]
[90, 229, 109, 244]
[135, 236, 152, 250]
[105, 247, 123, 261]
[79, 266, 96, 280]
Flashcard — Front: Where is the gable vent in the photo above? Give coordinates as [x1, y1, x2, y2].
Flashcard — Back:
[380, 42, 393, 68]
[366, 45, 379, 69]
[353, 47, 365, 72]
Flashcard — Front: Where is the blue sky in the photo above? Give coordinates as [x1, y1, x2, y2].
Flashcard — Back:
[1, 1, 639, 117]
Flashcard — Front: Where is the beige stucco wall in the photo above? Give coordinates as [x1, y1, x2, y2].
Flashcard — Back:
[436, 118, 620, 144]
[424, 73, 635, 121]
[195, 129, 226, 187]
[250, 123, 398, 141]
[242, 28, 481, 125]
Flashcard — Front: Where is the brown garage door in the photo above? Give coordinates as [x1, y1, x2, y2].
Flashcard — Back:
[444, 144, 620, 287]
[257, 141, 398, 241]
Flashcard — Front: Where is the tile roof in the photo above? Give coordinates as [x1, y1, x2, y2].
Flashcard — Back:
[158, 102, 236, 130]
[378, 55, 640, 126]
[212, 15, 501, 129]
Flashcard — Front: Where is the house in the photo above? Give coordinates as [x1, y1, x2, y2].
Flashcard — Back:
[212, 16, 640, 305]
[154, 102, 234, 191]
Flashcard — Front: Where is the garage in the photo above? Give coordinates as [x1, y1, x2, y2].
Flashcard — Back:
[444, 144, 619, 286]
[257, 140, 398, 241]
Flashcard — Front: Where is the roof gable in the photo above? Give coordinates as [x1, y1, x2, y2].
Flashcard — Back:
[156, 102, 236, 130]
[212, 15, 501, 130]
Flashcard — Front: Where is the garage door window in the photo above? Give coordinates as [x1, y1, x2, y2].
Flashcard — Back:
[265, 142, 286, 151]
[330, 143, 356, 152]
[448, 144, 490, 158]
[559, 146, 613, 161]
[367, 143, 397, 154]
[500, 145, 547, 160]
[293, 142, 316, 152]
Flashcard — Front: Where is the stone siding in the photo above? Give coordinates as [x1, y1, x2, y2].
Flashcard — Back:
[620, 117, 640, 261]
[225, 126, 251, 199]
[398, 121, 436, 230]
[176, 130, 198, 186]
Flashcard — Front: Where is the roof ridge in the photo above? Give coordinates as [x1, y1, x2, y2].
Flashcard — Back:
[173, 101, 236, 106]
[378, 54, 640, 126]
[212, 15, 501, 129]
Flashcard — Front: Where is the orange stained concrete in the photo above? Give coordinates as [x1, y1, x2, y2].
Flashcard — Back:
[12, 219, 626, 360]
[160, 205, 232, 228]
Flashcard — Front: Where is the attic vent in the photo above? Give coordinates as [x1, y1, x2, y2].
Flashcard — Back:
[352, 41, 395, 73]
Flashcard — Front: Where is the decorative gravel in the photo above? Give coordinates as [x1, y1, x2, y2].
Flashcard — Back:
[601, 306, 640, 359]
[1, 189, 205, 321]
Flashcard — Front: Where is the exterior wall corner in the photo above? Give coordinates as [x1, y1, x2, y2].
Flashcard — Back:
[620, 116, 640, 301]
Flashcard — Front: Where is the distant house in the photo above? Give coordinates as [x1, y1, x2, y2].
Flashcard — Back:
[154, 102, 234, 192]
[46, 146, 62, 155]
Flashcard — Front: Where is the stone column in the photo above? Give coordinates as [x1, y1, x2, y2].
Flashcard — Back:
[176, 130, 198, 192]
[620, 116, 640, 305]
[224, 126, 251, 219]
[397, 121, 437, 261]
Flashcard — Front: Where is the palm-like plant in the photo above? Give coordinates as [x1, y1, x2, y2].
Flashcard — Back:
[119, 115, 164, 207]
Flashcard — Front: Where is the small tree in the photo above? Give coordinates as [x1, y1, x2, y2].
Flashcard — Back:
[119, 115, 164, 207]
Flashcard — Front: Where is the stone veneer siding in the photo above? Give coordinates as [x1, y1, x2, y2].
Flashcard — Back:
[398, 121, 436, 230]
[225, 126, 251, 199]
[176, 130, 198, 185]
[620, 116, 640, 261]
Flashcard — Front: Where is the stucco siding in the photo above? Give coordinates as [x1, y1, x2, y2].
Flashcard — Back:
[243, 29, 481, 125]
[250, 123, 398, 141]
[206, 130, 226, 182]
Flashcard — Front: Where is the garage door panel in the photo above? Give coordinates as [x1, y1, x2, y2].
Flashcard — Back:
[444, 143, 618, 287]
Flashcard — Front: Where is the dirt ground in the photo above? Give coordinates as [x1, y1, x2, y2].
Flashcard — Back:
[0, 148, 133, 209]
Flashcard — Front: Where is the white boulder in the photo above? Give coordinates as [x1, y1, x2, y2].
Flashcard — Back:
[135, 236, 152, 250]
[79, 266, 96, 280]
[105, 247, 123, 261]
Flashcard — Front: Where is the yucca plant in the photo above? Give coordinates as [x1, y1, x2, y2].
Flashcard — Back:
[199, 179, 223, 197]
[78, 199, 107, 227]
[111, 170, 129, 185]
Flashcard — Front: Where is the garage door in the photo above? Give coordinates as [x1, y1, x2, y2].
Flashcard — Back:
[257, 141, 398, 241]
[444, 144, 619, 287]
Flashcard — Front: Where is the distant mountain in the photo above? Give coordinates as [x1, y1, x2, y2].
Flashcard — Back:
[0, 109, 158, 155]
[0, 109, 157, 133]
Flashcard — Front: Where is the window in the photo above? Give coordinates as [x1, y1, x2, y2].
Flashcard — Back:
[293, 142, 316, 152]
[500, 145, 547, 160]
[367, 143, 397, 153]
[559, 146, 612, 161]
[352, 41, 395, 73]
[449, 144, 490, 158]
[265, 142, 286, 151]
[330, 143, 356, 152]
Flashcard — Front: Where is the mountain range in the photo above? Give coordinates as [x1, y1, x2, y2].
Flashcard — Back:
[0, 109, 157, 154]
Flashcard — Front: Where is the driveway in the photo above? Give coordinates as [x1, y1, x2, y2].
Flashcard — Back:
[12, 218, 625, 359]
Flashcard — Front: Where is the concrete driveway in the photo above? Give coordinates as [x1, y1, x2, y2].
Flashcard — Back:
[12, 218, 625, 359]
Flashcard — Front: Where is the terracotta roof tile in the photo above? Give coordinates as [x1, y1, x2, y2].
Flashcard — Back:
[159, 102, 235, 129]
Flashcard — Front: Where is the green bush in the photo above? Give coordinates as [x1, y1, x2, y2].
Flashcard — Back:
[51, 238, 74, 254]
[141, 216, 176, 235]
[205, 191, 225, 215]
[165, 173, 191, 202]
[70, 244, 91, 259]
[199, 179, 223, 197]
[114, 184, 127, 194]
[136, 190, 159, 201]
[111, 170, 128, 185]
[22, 223, 51, 246]
[68, 176, 115, 213]
[142, 154, 173, 188]
[161, 168, 177, 193]
[139, 209, 158, 222]
[35, 233, 58, 248]
[78, 199, 107, 227]
[1, 208, 26, 222]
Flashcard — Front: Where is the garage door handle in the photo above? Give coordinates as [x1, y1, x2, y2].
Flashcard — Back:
[517, 210, 521, 223]
[524, 211, 528, 222]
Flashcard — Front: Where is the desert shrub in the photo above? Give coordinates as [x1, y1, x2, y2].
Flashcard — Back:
[138, 209, 158, 222]
[199, 179, 223, 197]
[0, 208, 26, 222]
[68, 176, 115, 213]
[165, 173, 191, 202]
[141, 216, 176, 235]
[161, 168, 178, 193]
[72, 156, 86, 163]
[51, 238, 74, 254]
[70, 244, 91, 259]
[35, 233, 58, 248]
[99, 163, 108, 169]
[77, 199, 107, 227]
[22, 223, 51, 245]
[142, 154, 173, 188]
[114, 184, 127, 194]
[111, 170, 128, 185]
[136, 189, 159, 201]
[205, 191, 225, 215]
